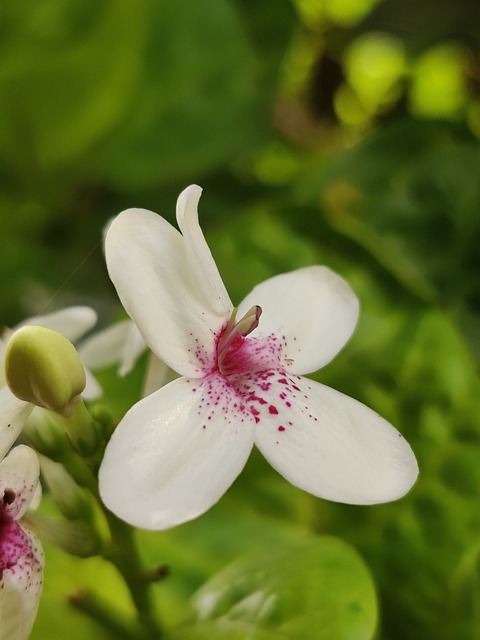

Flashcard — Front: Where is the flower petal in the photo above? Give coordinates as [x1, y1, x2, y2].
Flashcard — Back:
[77, 319, 134, 371]
[0, 528, 44, 640]
[18, 306, 97, 343]
[176, 185, 232, 317]
[0, 389, 33, 460]
[99, 376, 255, 529]
[118, 322, 148, 376]
[142, 355, 177, 397]
[254, 376, 418, 504]
[105, 207, 232, 378]
[0, 445, 40, 520]
[237, 266, 359, 374]
[82, 368, 102, 401]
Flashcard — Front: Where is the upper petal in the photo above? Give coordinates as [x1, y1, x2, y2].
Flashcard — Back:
[99, 376, 255, 530]
[237, 266, 359, 375]
[0, 389, 33, 460]
[0, 445, 41, 520]
[0, 528, 44, 640]
[254, 376, 418, 504]
[176, 185, 232, 317]
[105, 206, 232, 378]
[17, 306, 97, 343]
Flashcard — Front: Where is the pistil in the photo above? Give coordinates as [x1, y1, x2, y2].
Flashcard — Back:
[216, 306, 262, 376]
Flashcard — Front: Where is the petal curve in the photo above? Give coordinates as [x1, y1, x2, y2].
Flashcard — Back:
[254, 376, 418, 504]
[18, 306, 97, 343]
[99, 376, 255, 529]
[237, 266, 359, 375]
[176, 185, 232, 317]
[0, 389, 33, 460]
[105, 208, 232, 378]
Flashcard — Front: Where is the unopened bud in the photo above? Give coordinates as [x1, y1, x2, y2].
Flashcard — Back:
[39, 456, 94, 521]
[4, 325, 86, 417]
[23, 409, 69, 459]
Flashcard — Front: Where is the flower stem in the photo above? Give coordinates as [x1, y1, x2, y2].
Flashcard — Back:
[69, 588, 144, 639]
[103, 510, 162, 639]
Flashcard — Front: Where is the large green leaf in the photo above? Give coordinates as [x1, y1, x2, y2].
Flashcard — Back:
[0, 0, 146, 174]
[187, 537, 377, 640]
[88, 0, 268, 190]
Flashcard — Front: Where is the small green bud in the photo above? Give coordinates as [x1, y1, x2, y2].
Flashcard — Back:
[4, 325, 86, 416]
[39, 455, 94, 521]
[23, 409, 70, 459]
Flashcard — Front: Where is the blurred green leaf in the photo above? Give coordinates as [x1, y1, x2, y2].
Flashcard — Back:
[88, 0, 269, 190]
[188, 537, 377, 640]
[169, 620, 286, 640]
[297, 119, 480, 366]
[0, 0, 147, 175]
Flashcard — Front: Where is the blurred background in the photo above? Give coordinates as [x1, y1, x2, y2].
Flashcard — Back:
[2, 0, 480, 638]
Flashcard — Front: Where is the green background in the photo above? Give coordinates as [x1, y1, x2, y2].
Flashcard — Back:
[2, 1, 480, 638]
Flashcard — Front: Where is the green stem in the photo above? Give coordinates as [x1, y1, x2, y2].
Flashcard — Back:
[103, 510, 162, 639]
[69, 588, 144, 639]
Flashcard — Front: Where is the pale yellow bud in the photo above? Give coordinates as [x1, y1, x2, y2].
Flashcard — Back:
[4, 325, 86, 416]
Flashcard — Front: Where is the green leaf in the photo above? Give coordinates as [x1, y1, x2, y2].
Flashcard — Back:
[188, 537, 377, 640]
[88, 0, 267, 190]
[169, 620, 286, 640]
[297, 119, 480, 366]
[0, 0, 147, 173]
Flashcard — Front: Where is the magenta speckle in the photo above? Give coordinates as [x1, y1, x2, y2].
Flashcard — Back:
[187, 308, 320, 435]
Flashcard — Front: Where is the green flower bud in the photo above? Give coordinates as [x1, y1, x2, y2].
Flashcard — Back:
[4, 325, 86, 417]
[23, 409, 70, 459]
[40, 455, 94, 521]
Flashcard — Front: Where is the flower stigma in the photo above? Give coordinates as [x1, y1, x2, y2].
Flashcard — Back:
[216, 305, 262, 377]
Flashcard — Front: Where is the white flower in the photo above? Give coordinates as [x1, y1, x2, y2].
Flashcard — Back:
[99, 185, 418, 530]
[0, 444, 44, 640]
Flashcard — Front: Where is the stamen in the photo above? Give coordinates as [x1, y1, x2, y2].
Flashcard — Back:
[217, 305, 262, 374]
[235, 305, 262, 337]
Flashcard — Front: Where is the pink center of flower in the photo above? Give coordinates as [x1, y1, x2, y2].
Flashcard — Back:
[0, 489, 31, 580]
[192, 306, 314, 434]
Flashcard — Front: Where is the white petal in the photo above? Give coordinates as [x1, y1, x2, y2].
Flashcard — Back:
[0, 388, 33, 460]
[119, 322, 148, 376]
[0, 445, 40, 519]
[141, 354, 177, 397]
[237, 266, 359, 374]
[105, 208, 233, 378]
[99, 376, 255, 530]
[176, 185, 232, 316]
[77, 319, 134, 371]
[0, 528, 44, 640]
[82, 368, 102, 401]
[254, 376, 418, 504]
[17, 306, 97, 343]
